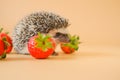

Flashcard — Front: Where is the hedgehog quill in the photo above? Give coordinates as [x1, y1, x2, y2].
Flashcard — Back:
[12, 11, 70, 55]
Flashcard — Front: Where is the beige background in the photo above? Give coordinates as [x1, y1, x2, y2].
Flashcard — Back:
[0, 0, 120, 46]
[0, 0, 120, 80]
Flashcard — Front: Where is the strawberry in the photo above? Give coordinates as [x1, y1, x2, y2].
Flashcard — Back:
[0, 39, 6, 59]
[61, 34, 80, 54]
[0, 39, 4, 56]
[0, 27, 13, 54]
[28, 33, 56, 59]
[0, 27, 13, 59]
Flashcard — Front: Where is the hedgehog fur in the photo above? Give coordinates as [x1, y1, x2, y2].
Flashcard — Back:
[12, 11, 70, 54]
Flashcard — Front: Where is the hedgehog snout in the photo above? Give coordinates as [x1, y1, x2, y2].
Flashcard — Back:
[54, 32, 70, 43]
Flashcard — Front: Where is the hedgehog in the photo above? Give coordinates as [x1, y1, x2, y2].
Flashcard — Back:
[12, 11, 70, 55]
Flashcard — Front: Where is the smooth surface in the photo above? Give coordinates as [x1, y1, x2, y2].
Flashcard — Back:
[0, 0, 120, 80]
[0, 45, 120, 80]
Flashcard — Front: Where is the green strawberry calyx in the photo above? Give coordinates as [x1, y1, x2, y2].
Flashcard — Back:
[63, 34, 80, 51]
[35, 32, 53, 51]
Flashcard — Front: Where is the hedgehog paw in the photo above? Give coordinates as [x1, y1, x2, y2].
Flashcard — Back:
[52, 51, 59, 56]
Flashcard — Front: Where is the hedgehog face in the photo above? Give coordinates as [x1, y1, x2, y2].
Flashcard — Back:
[48, 28, 70, 43]
[53, 32, 70, 43]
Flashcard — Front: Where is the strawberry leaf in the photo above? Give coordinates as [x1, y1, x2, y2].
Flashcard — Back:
[2, 37, 10, 49]
[63, 34, 80, 51]
[43, 35, 51, 41]
[35, 32, 53, 52]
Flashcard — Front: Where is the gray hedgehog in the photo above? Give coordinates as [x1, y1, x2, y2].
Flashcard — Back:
[12, 11, 70, 55]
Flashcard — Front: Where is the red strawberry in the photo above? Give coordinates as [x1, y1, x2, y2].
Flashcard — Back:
[28, 33, 56, 59]
[0, 28, 13, 54]
[0, 38, 6, 59]
[61, 34, 80, 54]
[0, 38, 4, 56]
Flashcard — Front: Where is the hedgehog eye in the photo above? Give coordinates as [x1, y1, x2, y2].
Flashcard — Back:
[55, 32, 61, 36]
[54, 32, 61, 38]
